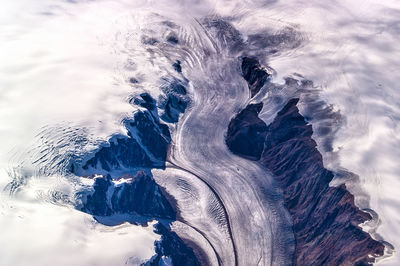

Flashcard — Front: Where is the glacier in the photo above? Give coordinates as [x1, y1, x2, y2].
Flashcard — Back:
[1, 0, 399, 265]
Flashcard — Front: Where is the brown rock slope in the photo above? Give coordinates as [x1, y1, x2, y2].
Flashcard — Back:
[226, 98, 384, 265]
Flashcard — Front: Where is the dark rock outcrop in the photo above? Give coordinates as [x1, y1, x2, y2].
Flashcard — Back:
[81, 71, 189, 173]
[261, 99, 384, 265]
[173, 60, 182, 73]
[80, 172, 202, 265]
[82, 109, 171, 172]
[241, 57, 270, 97]
[81, 174, 113, 216]
[129, 77, 139, 84]
[133, 92, 157, 112]
[81, 171, 176, 219]
[226, 98, 385, 265]
[226, 103, 267, 160]
[160, 94, 188, 123]
[147, 223, 201, 266]
[82, 135, 154, 172]
[167, 34, 179, 44]
[75, 60, 201, 266]
[159, 79, 189, 123]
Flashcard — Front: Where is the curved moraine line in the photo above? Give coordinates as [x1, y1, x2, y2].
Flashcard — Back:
[154, 164, 235, 266]
[168, 57, 294, 266]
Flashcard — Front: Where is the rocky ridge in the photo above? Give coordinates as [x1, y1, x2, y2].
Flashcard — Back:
[225, 57, 385, 265]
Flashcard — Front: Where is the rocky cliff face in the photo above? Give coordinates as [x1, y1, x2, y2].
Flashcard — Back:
[76, 68, 201, 266]
[79, 78, 189, 174]
[241, 57, 271, 98]
[226, 102, 267, 160]
[79, 170, 201, 266]
[226, 57, 385, 265]
[80, 171, 201, 266]
[81, 109, 171, 172]
[147, 223, 201, 266]
[260, 99, 384, 265]
[158, 79, 190, 123]
[81, 171, 176, 219]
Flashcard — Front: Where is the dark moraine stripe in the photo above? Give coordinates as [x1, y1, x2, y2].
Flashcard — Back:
[226, 98, 384, 265]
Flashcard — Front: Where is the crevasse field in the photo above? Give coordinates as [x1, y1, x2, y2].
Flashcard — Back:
[0, 0, 399, 265]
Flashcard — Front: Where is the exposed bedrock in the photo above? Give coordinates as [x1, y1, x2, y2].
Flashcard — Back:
[76, 71, 203, 265]
[79, 78, 190, 174]
[241, 57, 271, 98]
[226, 98, 384, 265]
[79, 171, 201, 266]
[159, 78, 190, 123]
[226, 103, 267, 160]
[80, 171, 176, 219]
[81, 109, 171, 172]
[148, 222, 201, 266]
